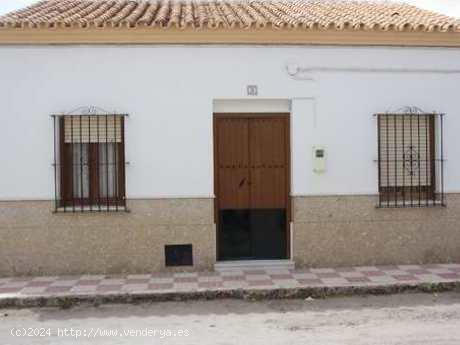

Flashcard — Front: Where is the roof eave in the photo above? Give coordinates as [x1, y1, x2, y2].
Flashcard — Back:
[0, 28, 460, 47]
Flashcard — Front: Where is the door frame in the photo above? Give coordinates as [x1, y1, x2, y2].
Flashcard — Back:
[213, 112, 291, 260]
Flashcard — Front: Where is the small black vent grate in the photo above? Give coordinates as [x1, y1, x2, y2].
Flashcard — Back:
[165, 244, 193, 267]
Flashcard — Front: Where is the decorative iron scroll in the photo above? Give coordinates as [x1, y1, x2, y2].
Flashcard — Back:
[52, 105, 128, 117]
[388, 106, 429, 114]
[403, 145, 419, 177]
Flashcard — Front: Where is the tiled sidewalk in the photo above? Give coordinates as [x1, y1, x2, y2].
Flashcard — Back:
[1, 263, 460, 308]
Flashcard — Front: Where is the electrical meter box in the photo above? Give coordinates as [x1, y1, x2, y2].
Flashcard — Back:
[313, 146, 326, 173]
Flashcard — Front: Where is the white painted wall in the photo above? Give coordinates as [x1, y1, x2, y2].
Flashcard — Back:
[0, 45, 459, 200]
[213, 99, 290, 113]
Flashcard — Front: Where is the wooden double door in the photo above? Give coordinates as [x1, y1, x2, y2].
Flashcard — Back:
[214, 114, 290, 260]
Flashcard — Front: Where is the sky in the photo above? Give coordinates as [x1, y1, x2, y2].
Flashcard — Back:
[0, 0, 460, 18]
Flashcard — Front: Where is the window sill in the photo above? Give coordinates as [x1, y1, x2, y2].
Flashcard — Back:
[376, 200, 446, 209]
[53, 205, 129, 213]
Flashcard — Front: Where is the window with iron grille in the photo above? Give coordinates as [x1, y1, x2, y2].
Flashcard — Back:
[376, 109, 445, 208]
[52, 109, 128, 212]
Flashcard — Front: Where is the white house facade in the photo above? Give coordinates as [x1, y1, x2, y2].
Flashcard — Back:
[1, 0, 460, 276]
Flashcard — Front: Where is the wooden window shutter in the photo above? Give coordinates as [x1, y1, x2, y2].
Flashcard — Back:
[64, 116, 122, 143]
[379, 115, 432, 188]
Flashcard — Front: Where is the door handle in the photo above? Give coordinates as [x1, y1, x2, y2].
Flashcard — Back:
[239, 178, 246, 188]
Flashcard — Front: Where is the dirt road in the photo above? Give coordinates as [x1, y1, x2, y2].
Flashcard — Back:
[1, 292, 460, 344]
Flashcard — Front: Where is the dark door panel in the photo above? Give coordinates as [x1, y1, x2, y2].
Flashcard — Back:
[250, 209, 287, 259]
[219, 209, 287, 260]
[219, 209, 252, 260]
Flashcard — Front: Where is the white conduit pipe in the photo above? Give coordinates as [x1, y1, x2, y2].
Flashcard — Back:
[286, 64, 460, 79]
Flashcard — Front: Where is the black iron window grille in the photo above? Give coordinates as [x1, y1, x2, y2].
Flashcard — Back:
[375, 107, 445, 208]
[52, 107, 128, 212]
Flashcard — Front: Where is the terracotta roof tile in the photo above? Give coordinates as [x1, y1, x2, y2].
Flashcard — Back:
[0, 0, 459, 32]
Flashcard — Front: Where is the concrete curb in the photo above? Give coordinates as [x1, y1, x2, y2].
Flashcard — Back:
[1, 281, 459, 309]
